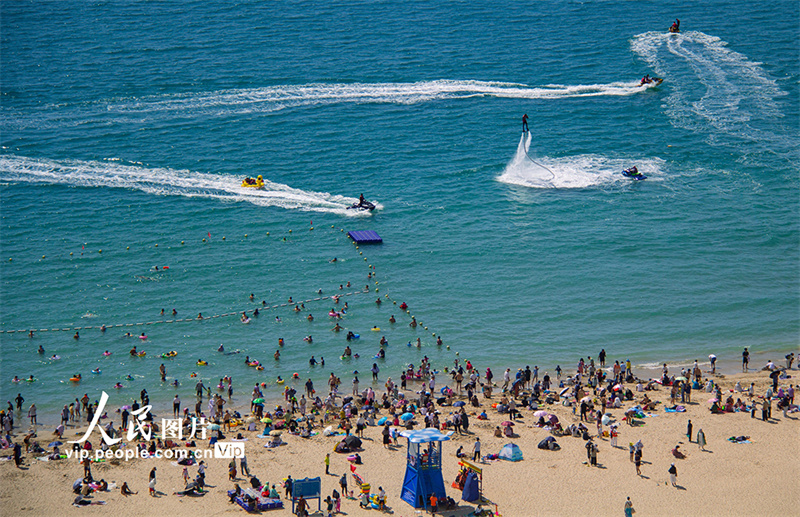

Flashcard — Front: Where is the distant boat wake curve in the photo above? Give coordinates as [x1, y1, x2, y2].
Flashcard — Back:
[0, 155, 373, 215]
[631, 30, 790, 155]
[2, 79, 661, 129]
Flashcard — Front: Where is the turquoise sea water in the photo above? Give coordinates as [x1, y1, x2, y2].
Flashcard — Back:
[2, 1, 798, 421]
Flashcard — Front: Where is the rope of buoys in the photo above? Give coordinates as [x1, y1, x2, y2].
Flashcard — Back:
[12, 222, 354, 263]
[1, 289, 370, 334]
[345, 236, 456, 358]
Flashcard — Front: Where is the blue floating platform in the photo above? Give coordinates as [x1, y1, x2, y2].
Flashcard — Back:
[348, 230, 383, 244]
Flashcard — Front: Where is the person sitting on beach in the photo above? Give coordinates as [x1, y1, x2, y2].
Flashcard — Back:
[672, 445, 686, 459]
[121, 482, 136, 496]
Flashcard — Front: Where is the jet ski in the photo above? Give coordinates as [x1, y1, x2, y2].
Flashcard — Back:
[622, 167, 647, 180]
[640, 76, 663, 87]
[348, 199, 376, 211]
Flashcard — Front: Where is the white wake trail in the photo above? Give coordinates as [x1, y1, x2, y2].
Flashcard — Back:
[0, 155, 373, 215]
[631, 31, 787, 149]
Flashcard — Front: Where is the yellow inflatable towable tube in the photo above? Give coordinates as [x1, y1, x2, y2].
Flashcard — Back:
[241, 175, 265, 189]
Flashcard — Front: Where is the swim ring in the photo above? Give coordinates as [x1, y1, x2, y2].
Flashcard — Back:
[277, 378, 285, 384]
[91, 369, 101, 374]
[103, 351, 112, 356]
[256, 366, 264, 371]
[197, 360, 208, 366]
[69, 376, 81, 382]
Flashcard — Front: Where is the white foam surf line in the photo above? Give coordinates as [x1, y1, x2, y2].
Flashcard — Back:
[2, 80, 660, 129]
[0, 155, 372, 215]
[498, 133, 666, 189]
[631, 31, 787, 148]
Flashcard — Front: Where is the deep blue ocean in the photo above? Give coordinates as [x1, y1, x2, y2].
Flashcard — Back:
[2, 0, 798, 421]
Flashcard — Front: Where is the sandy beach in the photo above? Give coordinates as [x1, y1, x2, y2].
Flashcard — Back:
[2, 364, 798, 517]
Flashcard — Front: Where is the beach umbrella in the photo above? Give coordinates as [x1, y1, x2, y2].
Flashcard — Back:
[708, 398, 719, 403]
[534, 410, 549, 418]
[580, 396, 592, 404]
[121, 405, 131, 411]
[253, 398, 265, 404]
[453, 401, 466, 407]
[400, 412, 414, 421]
[559, 387, 570, 397]
[601, 414, 613, 426]
[245, 416, 256, 423]
[675, 376, 687, 382]
[208, 423, 220, 431]
[377, 417, 388, 425]
[48, 441, 63, 448]
[613, 384, 622, 391]
[269, 430, 282, 436]
[274, 420, 286, 427]
[548, 415, 559, 424]
[501, 421, 515, 426]
[261, 417, 272, 424]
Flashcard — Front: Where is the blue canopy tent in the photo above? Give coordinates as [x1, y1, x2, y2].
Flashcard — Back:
[399, 428, 453, 509]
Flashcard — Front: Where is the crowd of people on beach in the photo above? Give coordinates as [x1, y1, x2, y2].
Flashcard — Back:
[2, 333, 798, 514]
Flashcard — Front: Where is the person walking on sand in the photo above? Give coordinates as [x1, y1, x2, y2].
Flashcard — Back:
[624, 497, 635, 517]
[429, 492, 439, 515]
[325, 453, 330, 475]
[668, 463, 678, 486]
[149, 467, 157, 496]
[742, 347, 750, 371]
[697, 429, 706, 451]
[686, 419, 693, 442]
[634, 447, 642, 475]
[472, 437, 481, 461]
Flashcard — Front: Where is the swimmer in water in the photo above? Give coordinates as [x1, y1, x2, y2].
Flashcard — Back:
[37, 345, 45, 354]
[218, 344, 224, 352]
[274, 350, 280, 360]
[278, 338, 284, 346]
[275, 316, 281, 323]
[307, 314, 313, 321]
[172, 309, 177, 316]
[389, 315, 396, 323]
[27, 375, 35, 382]
[172, 379, 179, 386]
[124, 332, 132, 338]
[333, 323, 342, 332]
[249, 293, 254, 301]
[29, 330, 35, 338]
[330, 258, 338, 263]
[74, 331, 79, 340]
[125, 375, 134, 380]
